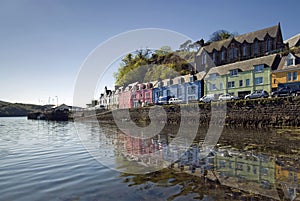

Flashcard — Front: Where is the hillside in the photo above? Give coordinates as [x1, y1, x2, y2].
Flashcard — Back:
[0, 100, 46, 117]
[114, 49, 196, 87]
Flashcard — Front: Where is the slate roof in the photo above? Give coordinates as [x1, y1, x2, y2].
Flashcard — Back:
[275, 53, 300, 71]
[203, 24, 280, 53]
[284, 33, 300, 48]
[207, 54, 278, 76]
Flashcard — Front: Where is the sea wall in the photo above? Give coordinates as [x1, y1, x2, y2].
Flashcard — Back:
[95, 96, 300, 128]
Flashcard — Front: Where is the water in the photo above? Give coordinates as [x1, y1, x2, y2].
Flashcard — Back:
[0, 117, 299, 201]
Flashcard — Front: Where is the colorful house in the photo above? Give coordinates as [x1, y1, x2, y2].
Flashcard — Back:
[205, 54, 279, 98]
[272, 53, 300, 91]
[183, 72, 205, 102]
[118, 83, 136, 109]
[131, 82, 154, 108]
[152, 79, 170, 104]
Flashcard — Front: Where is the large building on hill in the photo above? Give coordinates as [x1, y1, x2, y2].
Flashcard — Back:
[195, 23, 285, 73]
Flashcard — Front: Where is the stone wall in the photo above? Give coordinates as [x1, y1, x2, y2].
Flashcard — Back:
[95, 96, 300, 128]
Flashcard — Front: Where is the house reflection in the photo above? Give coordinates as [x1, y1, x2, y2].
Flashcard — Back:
[99, 124, 299, 200]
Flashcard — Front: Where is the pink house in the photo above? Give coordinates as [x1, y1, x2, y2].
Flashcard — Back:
[118, 83, 136, 109]
[132, 82, 154, 108]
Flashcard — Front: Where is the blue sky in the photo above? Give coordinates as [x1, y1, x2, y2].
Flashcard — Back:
[1, 0, 300, 106]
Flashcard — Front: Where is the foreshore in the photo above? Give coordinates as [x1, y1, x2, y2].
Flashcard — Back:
[74, 96, 300, 156]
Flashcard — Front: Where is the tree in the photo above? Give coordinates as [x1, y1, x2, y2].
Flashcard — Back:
[209, 30, 238, 42]
[179, 40, 192, 51]
[155, 46, 172, 56]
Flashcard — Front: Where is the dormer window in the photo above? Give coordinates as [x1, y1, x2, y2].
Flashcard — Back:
[266, 38, 272, 52]
[254, 64, 264, 72]
[178, 77, 184, 84]
[190, 75, 196, 82]
[243, 45, 248, 57]
[254, 42, 259, 54]
[158, 81, 163, 88]
[221, 50, 226, 61]
[229, 69, 238, 76]
[213, 52, 217, 63]
[285, 53, 296, 67]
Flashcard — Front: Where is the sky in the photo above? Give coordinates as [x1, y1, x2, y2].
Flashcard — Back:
[1, 0, 300, 107]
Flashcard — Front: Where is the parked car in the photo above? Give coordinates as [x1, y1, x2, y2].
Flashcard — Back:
[199, 94, 218, 103]
[157, 96, 172, 105]
[271, 86, 299, 97]
[245, 90, 269, 99]
[168, 97, 182, 104]
[218, 93, 239, 101]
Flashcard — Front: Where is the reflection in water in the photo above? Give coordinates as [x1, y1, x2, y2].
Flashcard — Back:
[98, 122, 300, 201]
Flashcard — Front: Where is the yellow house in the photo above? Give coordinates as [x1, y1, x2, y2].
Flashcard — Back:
[272, 53, 300, 90]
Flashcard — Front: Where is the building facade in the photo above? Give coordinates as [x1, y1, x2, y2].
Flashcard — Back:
[196, 24, 284, 73]
[205, 54, 279, 98]
[272, 53, 300, 91]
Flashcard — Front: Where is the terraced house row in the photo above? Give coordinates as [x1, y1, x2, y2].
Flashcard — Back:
[95, 23, 300, 109]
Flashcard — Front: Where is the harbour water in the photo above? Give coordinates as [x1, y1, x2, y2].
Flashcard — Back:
[0, 117, 299, 201]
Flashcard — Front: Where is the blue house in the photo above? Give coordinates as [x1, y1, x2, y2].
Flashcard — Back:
[152, 72, 206, 104]
[183, 72, 205, 103]
[152, 79, 171, 104]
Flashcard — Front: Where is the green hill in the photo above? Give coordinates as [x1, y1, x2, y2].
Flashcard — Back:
[0, 100, 46, 117]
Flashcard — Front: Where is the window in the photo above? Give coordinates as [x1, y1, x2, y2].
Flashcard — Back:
[254, 42, 259, 54]
[246, 79, 250, 86]
[254, 64, 264, 72]
[228, 81, 235, 88]
[239, 80, 243, 87]
[288, 72, 292, 81]
[230, 69, 238, 76]
[243, 45, 247, 56]
[178, 77, 183, 84]
[236, 163, 243, 171]
[287, 59, 294, 66]
[253, 166, 257, 174]
[293, 72, 298, 81]
[188, 86, 196, 94]
[255, 77, 263, 85]
[230, 48, 237, 59]
[210, 83, 216, 91]
[219, 161, 226, 168]
[213, 52, 217, 63]
[146, 92, 150, 99]
[266, 38, 272, 52]
[261, 168, 269, 175]
[221, 50, 226, 61]
[287, 72, 298, 81]
[220, 83, 223, 90]
[190, 76, 195, 82]
[177, 87, 182, 96]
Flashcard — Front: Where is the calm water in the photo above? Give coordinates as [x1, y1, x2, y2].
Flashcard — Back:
[0, 117, 299, 201]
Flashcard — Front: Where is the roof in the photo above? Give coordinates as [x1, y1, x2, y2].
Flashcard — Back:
[207, 54, 278, 76]
[202, 24, 280, 53]
[275, 53, 300, 71]
[284, 33, 300, 48]
[195, 71, 206, 80]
